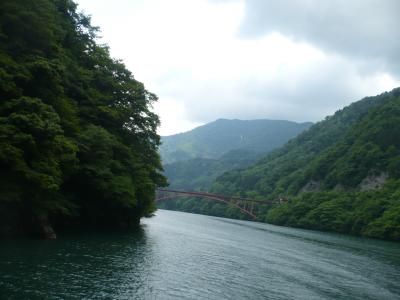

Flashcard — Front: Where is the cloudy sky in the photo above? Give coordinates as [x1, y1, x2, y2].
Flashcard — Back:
[76, 0, 400, 135]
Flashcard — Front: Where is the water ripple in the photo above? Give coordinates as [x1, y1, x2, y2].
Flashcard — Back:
[0, 210, 399, 299]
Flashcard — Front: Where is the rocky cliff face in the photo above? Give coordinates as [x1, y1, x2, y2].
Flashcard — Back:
[358, 172, 389, 191]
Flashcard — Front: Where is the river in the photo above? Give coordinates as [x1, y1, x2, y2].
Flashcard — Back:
[1, 210, 399, 299]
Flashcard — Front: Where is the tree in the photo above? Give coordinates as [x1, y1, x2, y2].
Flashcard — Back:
[0, 0, 166, 237]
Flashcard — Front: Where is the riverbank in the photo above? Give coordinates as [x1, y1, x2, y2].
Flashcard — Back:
[0, 203, 142, 239]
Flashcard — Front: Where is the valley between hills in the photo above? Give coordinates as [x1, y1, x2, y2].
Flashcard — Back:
[159, 89, 400, 241]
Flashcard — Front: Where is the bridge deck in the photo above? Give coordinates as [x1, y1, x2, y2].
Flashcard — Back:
[156, 188, 278, 219]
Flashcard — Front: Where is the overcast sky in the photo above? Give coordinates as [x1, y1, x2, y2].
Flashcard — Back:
[76, 0, 400, 135]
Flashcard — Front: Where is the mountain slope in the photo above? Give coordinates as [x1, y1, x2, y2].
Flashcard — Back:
[163, 149, 262, 191]
[160, 119, 312, 164]
[212, 88, 400, 240]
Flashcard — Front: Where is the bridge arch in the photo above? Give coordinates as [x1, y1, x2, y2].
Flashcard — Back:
[155, 189, 274, 219]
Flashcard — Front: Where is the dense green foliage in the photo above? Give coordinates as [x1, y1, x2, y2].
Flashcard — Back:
[267, 180, 400, 240]
[0, 0, 165, 235]
[212, 89, 400, 240]
[160, 119, 312, 164]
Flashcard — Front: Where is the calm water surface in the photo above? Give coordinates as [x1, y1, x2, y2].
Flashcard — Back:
[1, 210, 400, 299]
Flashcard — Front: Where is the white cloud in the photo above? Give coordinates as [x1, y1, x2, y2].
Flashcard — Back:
[76, 0, 400, 136]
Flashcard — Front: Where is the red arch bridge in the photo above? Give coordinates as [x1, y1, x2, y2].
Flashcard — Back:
[155, 189, 285, 219]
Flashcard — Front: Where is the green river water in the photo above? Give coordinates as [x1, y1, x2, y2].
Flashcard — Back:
[1, 209, 399, 299]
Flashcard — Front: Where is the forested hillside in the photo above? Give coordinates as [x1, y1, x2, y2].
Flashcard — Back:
[0, 0, 166, 238]
[160, 119, 312, 164]
[213, 89, 400, 240]
[159, 119, 312, 216]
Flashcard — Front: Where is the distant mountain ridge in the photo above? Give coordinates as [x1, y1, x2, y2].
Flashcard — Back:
[160, 119, 313, 164]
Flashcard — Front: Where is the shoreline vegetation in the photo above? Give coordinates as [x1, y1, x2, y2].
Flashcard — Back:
[0, 0, 166, 238]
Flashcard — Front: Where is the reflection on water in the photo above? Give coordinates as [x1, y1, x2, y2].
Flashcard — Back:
[0, 228, 150, 299]
[1, 210, 399, 299]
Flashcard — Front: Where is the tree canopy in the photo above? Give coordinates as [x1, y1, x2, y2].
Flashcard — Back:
[0, 0, 166, 236]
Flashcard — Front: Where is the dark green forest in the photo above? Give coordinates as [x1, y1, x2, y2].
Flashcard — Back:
[212, 89, 400, 241]
[0, 0, 166, 237]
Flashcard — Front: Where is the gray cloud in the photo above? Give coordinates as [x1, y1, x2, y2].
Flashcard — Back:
[239, 0, 400, 75]
[159, 56, 389, 125]
[153, 0, 400, 133]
